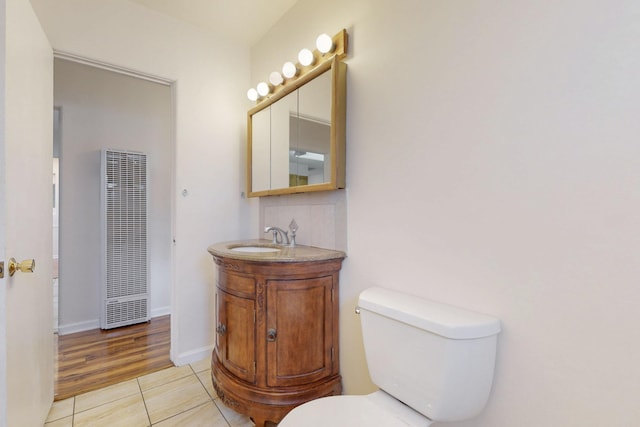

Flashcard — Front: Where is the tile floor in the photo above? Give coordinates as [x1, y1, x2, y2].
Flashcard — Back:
[45, 355, 255, 427]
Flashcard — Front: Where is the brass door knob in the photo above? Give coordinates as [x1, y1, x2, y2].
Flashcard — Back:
[8, 258, 35, 277]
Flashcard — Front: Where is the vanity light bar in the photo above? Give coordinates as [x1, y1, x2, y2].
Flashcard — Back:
[246, 29, 348, 102]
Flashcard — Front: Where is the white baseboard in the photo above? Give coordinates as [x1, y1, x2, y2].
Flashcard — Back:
[173, 345, 213, 367]
[151, 306, 171, 318]
[57, 309, 171, 336]
[57, 319, 100, 335]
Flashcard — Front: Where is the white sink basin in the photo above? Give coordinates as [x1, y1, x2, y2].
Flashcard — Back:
[230, 246, 281, 253]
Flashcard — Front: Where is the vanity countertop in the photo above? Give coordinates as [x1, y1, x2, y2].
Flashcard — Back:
[207, 239, 346, 263]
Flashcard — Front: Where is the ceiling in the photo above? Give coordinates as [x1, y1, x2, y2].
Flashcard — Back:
[129, 0, 298, 46]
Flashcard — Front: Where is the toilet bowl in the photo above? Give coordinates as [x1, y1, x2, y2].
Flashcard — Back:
[279, 287, 501, 426]
[279, 390, 431, 427]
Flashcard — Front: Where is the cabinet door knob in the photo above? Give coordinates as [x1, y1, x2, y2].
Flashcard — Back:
[216, 323, 226, 336]
[267, 328, 277, 342]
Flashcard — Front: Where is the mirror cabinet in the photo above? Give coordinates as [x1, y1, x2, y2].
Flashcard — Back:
[247, 53, 347, 197]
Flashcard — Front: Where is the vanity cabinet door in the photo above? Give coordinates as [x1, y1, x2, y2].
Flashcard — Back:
[265, 276, 335, 387]
[216, 289, 256, 384]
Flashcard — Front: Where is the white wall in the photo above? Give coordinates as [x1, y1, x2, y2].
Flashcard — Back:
[30, 0, 255, 364]
[252, 0, 640, 425]
[54, 58, 172, 333]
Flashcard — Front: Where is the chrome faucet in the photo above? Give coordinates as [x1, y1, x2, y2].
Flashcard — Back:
[288, 218, 298, 247]
[264, 226, 289, 245]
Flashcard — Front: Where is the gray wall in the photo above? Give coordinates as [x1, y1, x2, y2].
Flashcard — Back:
[55, 58, 172, 333]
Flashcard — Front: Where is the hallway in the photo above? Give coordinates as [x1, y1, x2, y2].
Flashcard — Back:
[55, 316, 172, 400]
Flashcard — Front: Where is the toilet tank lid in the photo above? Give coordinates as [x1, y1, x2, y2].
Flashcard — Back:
[358, 287, 501, 339]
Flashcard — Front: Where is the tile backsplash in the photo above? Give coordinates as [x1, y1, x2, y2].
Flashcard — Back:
[259, 190, 347, 251]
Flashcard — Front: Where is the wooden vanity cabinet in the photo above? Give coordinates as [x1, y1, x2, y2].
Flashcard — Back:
[210, 255, 344, 427]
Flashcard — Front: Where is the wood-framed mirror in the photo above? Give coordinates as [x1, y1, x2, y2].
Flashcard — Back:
[247, 31, 347, 198]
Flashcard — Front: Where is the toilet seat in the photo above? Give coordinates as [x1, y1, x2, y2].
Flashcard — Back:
[279, 390, 432, 427]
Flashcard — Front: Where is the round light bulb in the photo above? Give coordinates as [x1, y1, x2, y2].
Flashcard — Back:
[247, 88, 258, 101]
[269, 71, 283, 86]
[256, 82, 270, 97]
[282, 62, 297, 78]
[298, 48, 314, 66]
[316, 33, 334, 54]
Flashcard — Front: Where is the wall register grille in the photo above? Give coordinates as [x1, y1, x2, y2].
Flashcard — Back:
[101, 149, 150, 329]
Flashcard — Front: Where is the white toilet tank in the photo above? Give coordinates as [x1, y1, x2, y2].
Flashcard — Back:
[358, 287, 501, 423]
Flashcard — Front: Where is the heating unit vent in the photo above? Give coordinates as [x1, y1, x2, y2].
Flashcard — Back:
[101, 148, 150, 329]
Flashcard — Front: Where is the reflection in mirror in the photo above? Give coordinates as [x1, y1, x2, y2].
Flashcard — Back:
[271, 91, 297, 190]
[289, 116, 330, 186]
[290, 70, 331, 187]
[251, 108, 271, 192]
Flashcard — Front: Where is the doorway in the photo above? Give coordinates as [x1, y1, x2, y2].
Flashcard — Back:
[53, 57, 174, 395]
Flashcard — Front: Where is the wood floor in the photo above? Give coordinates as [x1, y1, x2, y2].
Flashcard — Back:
[54, 315, 173, 401]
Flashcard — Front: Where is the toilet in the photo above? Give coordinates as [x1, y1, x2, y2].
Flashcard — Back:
[279, 287, 501, 426]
